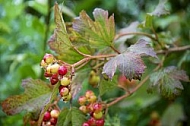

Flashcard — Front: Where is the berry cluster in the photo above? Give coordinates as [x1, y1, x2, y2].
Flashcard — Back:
[42, 109, 60, 126]
[40, 53, 71, 101]
[78, 90, 105, 126]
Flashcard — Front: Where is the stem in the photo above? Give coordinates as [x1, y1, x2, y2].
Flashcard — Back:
[106, 57, 164, 108]
[110, 45, 120, 54]
[156, 45, 190, 54]
[114, 32, 157, 41]
[72, 46, 91, 57]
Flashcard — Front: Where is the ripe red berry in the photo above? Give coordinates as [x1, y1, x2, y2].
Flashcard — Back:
[43, 111, 51, 121]
[96, 119, 105, 126]
[50, 74, 59, 85]
[44, 71, 52, 78]
[78, 96, 87, 105]
[50, 109, 60, 118]
[87, 117, 96, 126]
[82, 122, 90, 126]
[93, 103, 103, 113]
[58, 66, 67, 76]
[50, 117, 57, 125]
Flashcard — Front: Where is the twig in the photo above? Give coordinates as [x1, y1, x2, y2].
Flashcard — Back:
[72, 46, 91, 57]
[114, 32, 157, 41]
[110, 45, 121, 54]
[156, 45, 190, 54]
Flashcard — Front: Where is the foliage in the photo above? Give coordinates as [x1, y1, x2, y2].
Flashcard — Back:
[1, 0, 190, 126]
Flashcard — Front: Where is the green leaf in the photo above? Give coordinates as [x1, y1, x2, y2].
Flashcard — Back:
[48, 3, 72, 54]
[37, 82, 60, 125]
[57, 107, 86, 126]
[99, 75, 118, 96]
[1, 78, 52, 115]
[145, 14, 153, 28]
[102, 39, 157, 80]
[72, 8, 115, 48]
[161, 103, 185, 126]
[147, 66, 189, 99]
[150, 0, 170, 16]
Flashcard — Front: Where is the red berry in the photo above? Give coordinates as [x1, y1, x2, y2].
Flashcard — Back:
[43, 53, 54, 64]
[82, 122, 90, 126]
[78, 96, 87, 105]
[96, 119, 105, 126]
[59, 87, 69, 96]
[93, 103, 103, 113]
[43, 111, 51, 121]
[50, 74, 59, 85]
[44, 71, 52, 78]
[87, 117, 96, 126]
[58, 66, 67, 76]
[50, 117, 57, 125]
[50, 109, 60, 118]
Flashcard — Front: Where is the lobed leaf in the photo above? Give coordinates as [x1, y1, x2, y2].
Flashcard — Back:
[147, 66, 189, 99]
[102, 52, 146, 80]
[72, 8, 115, 48]
[1, 78, 52, 115]
[57, 107, 86, 126]
[48, 3, 72, 54]
[99, 75, 118, 96]
[150, 0, 170, 16]
[127, 39, 157, 58]
[102, 39, 157, 80]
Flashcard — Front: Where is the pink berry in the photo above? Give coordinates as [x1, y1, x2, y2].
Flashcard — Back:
[93, 103, 103, 113]
[85, 90, 95, 99]
[82, 122, 90, 126]
[43, 111, 51, 121]
[59, 87, 69, 96]
[78, 96, 87, 105]
[43, 53, 54, 64]
[58, 66, 67, 76]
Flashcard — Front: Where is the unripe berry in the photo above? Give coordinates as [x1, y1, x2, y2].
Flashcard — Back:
[96, 119, 105, 126]
[50, 63, 60, 74]
[58, 66, 67, 76]
[40, 60, 47, 68]
[43, 53, 54, 64]
[43, 111, 51, 121]
[82, 122, 90, 126]
[59, 87, 69, 96]
[93, 111, 103, 119]
[78, 96, 87, 105]
[50, 117, 57, 125]
[50, 109, 60, 118]
[79, 105, 88, 114]
[89, 75, 100, 87]
[85, 90, 95, 99]
[62, 92, 72, 101]
[60, 77, 70, 86]
[93, 103, 103, 113]
[46, 65, 51, 74]
[88, 95, 97, 103]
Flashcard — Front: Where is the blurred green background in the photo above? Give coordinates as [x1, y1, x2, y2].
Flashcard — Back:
[0, 0, 190, 126]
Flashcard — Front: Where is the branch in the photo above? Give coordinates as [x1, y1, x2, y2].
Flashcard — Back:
[114, 32, 157, 41]
[156, 45, 190, 54]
